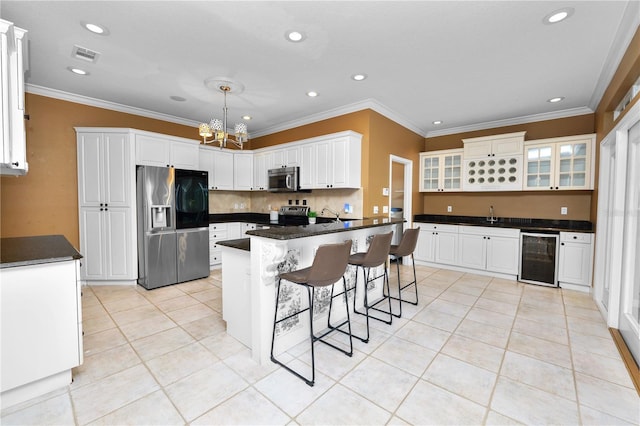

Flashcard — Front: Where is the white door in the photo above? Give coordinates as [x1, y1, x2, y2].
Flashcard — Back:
[619, 120, 640, 364]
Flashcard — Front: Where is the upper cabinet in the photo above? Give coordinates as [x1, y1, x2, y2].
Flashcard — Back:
[523, 134, 595, 191]
[233, 152, 254, 191]
[253, 151, 269, 191]
[462, 132, 525, 191]
[199, 146, 234, 190]
[135, 132, 200, 170]
[271, 146, 300, 169]
[419, 149, 463, 192]
[299, 131, 362, 189]
[0, 20, 28, 176]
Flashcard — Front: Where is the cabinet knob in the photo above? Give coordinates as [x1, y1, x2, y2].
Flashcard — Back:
[11, 162, 19, 166]
[573, 236, 577, 239]
[555, 186, 559, 190]
[561, 242, 565, 246]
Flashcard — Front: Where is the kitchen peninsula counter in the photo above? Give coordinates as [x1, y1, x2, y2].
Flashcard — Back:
[221, 218, 402, 364]
[0, 235, 82, 268]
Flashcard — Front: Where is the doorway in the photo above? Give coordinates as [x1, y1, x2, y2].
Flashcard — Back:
[389, 155, 413, 256]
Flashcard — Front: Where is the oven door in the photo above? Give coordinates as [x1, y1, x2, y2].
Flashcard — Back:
[175, 169, 209, 229]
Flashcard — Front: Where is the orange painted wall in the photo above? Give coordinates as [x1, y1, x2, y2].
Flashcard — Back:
[0, 93, 197, 247]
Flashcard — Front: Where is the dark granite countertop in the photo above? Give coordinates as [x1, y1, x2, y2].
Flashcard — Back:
[246, 218, 404, 240]
[413, 214, 593, 233]
[0, 235, 83, 269]
[218, 238, 251, 252]
[209, 213, 356, 226]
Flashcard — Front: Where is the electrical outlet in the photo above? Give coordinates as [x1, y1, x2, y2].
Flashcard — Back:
[383, 206, 389, 213]
[373, 205, 379, 214]
[561, 207, 568, 215]
[382, 188, 389, 196]
[447, 205, 452, 213]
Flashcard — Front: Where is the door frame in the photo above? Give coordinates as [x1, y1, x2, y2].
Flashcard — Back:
[389, 155, 413, 263]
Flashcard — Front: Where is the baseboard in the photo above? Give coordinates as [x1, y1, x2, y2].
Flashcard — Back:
[609, 328, 640, 396]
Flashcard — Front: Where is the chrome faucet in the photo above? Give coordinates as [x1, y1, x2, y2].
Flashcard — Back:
[321, 207, 341, 222]
[487, 205, 498, 224]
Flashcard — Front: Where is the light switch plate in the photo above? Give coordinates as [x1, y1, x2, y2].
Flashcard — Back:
[373, 205, 379, 214]
[382, 188, 389, 196]
[383, 206, 389, 213]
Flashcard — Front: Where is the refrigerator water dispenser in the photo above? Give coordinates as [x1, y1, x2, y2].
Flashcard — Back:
[151, 205, 170, 229]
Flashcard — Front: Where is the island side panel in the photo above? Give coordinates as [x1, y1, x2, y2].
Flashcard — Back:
[249, 225, 395, 365]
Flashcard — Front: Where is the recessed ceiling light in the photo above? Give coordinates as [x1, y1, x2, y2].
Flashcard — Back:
[544, 7, 574, 24]
[81, 21, 109, 35]
[547, 97, 565, 103]
[170, 96, 186, 102]
[285, 30, 305, 42]
[352, 74, 367, 81]
[433, 120, 443, 125]
[242, 115, 252, 121]
[67, 66, 89, 76]
[306, 91, 318, 97]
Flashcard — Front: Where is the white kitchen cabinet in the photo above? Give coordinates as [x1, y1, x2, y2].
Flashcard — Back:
[0, 20, 28, 176]
[523, 134, 595, 191]
[233, 152, 254, 190]
[463, 131, 525, 159]
[458, 226, 520, 275]
[419, 149, 463, 192]
[414, 223, 458, 265]
[135, 132, 200, 169]
[199, 146, 234, 190]
[271, 146, 300, 168]
[76, 129, 137, 283]
[209, 222, 242, 267]
[558, 231, 594, 291]
[253, 151, 270, 190]
[299, 131, 361, 189]
[1, 259, 82, 408]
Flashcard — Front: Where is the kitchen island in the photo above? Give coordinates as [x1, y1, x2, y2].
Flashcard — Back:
[0, 235, 83, 409]
[219, 218, 403, 365]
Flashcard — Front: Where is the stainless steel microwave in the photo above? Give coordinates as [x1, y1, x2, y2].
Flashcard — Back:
[268, 166, 299, 192]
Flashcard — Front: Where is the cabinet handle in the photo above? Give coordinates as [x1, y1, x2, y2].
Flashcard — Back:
[561, 242, 565, 246]
[11, 162, 19, 166]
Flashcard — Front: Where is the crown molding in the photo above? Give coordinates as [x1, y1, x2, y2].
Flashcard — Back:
[249, 98, 424, 138]
[588, 1, 640, 111]
[25, 84, 201, 127]
[425, 107, 594, 138]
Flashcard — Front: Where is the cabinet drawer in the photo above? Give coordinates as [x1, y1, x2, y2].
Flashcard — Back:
[210, 230, 228, 241]
[416, 223, 458, 233]
[560, 232, 592, 243]
[209, 223, 228, 232]
[210, 249, 222, 264]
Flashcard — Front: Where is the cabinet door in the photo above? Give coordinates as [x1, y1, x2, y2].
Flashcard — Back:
[435, 232, 458, 265]
[284, 146, 300, 166]
[77, 133, 104, 206]
[558, 242, 591, 285]
[103, 133, 131, 207]
[486, 235, 520, 274]
[136, 134, 171, 167]
[212, 150, 234, 190]
[332, 137, 349, 187]
[420, 155, 440, 191]
[234, 153, 254, 190]
[79, 208, 106, 279]
[299, 144, 315, 189]
[524, 144, 555, 190]
[442, 153, 462, 190]
[104, 207, 134, 279]
[253, 152, 268, 190]
[556, 142, 589, 190]
[170, 141, 200, 170]
[458, 233, 486, 270]
[315, 140, 332, 188]
[414, 229, 435, 262]
[198, 148, 215, 189]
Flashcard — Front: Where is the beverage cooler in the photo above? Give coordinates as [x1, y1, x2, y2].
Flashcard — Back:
[519, 232, 559, 287]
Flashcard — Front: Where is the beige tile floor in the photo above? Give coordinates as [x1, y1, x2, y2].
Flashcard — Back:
[2, 265, 639, 425]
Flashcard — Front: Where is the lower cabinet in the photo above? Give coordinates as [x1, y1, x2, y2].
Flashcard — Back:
[209, 223, 242, 267]
[558, 231, 594, 290]
[458, 226, 520, 275]
[414, 224, 458, 265]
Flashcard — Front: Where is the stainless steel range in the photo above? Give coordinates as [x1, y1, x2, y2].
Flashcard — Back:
[278, 205, 310, 225]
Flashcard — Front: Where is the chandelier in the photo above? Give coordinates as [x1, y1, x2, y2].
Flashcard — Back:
[199, 78, 248, 149]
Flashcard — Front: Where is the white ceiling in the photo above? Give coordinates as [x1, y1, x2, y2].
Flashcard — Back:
[2, 1, 639, 139]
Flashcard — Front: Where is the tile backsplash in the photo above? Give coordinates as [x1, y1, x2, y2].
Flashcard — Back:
[209, 189, 363, 219]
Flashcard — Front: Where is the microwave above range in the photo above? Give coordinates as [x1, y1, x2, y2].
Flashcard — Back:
[268, 166, 300, 192]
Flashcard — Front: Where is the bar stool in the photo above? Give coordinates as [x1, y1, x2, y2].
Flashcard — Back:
[387, 227, 420, 318]
[348, 231, 394, 343]
[270, 240, 353, 387]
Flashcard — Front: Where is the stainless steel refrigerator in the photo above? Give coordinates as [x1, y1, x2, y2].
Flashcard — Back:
[137, 166, 210, 290]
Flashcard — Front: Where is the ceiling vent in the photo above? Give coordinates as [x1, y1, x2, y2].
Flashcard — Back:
[72, 45, 100, 63]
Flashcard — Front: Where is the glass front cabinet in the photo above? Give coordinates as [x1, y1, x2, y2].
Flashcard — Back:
[419, 149, 463, 192]
[523, 134, 595, 191]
